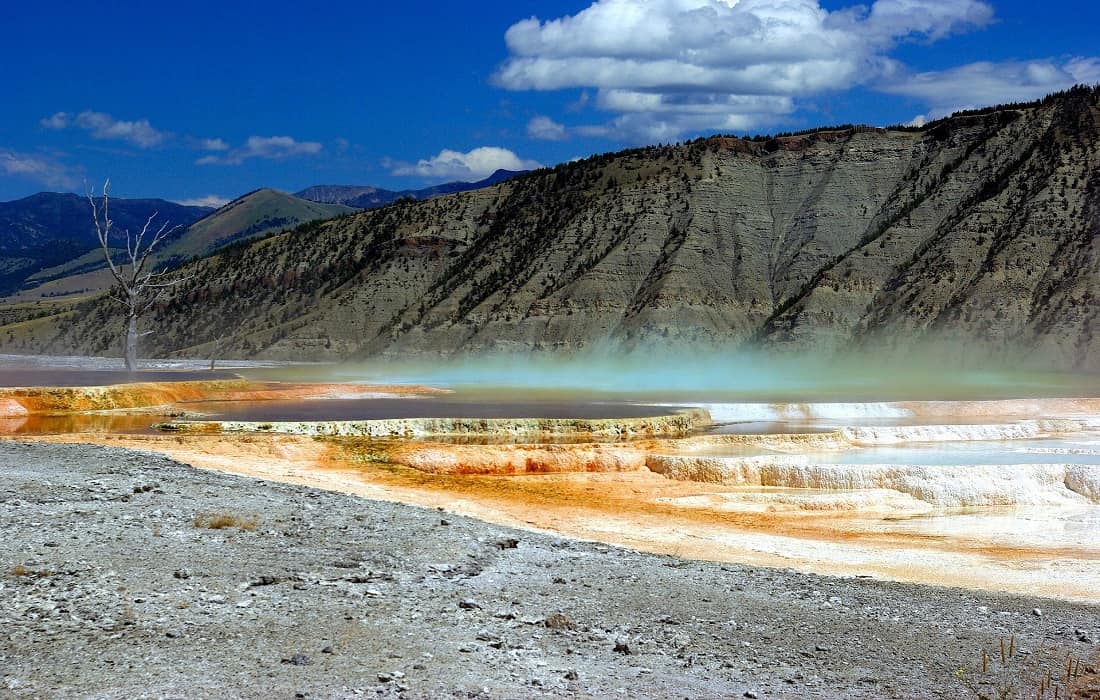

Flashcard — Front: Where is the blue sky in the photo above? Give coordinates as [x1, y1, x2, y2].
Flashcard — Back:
[2, 0, 1097, 205]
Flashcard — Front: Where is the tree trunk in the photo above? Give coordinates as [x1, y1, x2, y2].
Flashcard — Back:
[125, 314, 138, 373]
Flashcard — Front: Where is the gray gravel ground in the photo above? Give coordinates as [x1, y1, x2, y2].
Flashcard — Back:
[1, 441, 1097, 699]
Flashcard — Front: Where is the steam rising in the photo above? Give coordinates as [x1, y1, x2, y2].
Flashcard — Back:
[248, 349, 1100, 402]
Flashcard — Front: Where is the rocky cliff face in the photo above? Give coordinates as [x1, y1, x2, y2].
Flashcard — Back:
[5, 87, 1098, 369]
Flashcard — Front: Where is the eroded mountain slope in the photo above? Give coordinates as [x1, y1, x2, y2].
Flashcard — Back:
[2, 87, 1096, 369]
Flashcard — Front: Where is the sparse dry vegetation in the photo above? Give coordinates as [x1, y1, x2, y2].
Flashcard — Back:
[192, 512, 259, 531]
[9, 564, 53, 578]
[957, 635, 1095, 699]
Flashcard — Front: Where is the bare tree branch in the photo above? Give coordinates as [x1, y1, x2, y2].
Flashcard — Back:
[87, 179, 126, 289]
[89, 180, 196, 372]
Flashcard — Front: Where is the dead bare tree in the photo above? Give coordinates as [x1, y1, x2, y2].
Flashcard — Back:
[208, 333, 228, 371]
[88, 179, 190, 372]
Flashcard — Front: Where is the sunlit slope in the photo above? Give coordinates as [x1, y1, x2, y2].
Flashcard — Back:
[154, 189, 355, 264]
[3, 87, 1098, 369]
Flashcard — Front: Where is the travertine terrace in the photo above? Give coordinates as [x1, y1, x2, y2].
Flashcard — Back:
[7, 380, 1099, 603]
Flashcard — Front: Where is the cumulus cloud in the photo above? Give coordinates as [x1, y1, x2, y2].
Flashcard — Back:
[41, 110, 169, 148]
[196, 136, 323, 166]
[527, 115, 569, 140]
[390, 147, 543, 181]
[497, 0, 995, 140]
[884, 57, 1100, 123]
[0, 149, 76, 188]
[175, 194, 230, 208]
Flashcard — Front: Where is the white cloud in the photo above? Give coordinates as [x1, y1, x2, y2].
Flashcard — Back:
[176, 194, 230, 209]
[497, 0, 994, 140]
[527, 115, 569, 140]
[197, 138, 230, 151]
[863, 0, 994, 42]
[42, 110, 169, 148]
[884, 57, 1100, 121]
[0, 149, 76, 188]
[196, 136, 324, 166]
[40, 112, 70, 130]
[390, 147, 543, 181]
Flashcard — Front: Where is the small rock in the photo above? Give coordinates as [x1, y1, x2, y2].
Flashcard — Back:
[816, 644, 832, 652]
[321, 646, 335, 655]
[459, 598, 481, 610]
[250, 575, 285, 587]
[495, 538, 519, 550]
[439, 519, 450, 526]
[545, 613, 575, 631]
[282, 654, 312, 666]
[173, 569, 191, 580]
[378, 673, 394, 683]
[1032, 608, 1043, 617]
[613, 637, 633, 654]
[744, 693, 759, 699]
[165, 630, 183, 639]
[564, 669, 579, 681]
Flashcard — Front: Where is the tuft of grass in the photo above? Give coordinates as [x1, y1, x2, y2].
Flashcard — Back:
[9, 564, 53, 578]
[956, 635, 1091, 699]
[192, 512, 259, 531]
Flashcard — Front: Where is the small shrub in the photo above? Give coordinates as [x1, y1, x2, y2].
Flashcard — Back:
[192, 512, 259, 531]
[9, 564, 52, 578]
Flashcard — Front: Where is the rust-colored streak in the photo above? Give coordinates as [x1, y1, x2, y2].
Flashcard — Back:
[14, 429, 1099, 602]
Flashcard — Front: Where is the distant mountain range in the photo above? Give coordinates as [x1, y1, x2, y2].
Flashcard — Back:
[295, 169, 525, 208]
[0, 189, 351, 298]
[0, 193, 212, 296]
[0, 171, 526, 298]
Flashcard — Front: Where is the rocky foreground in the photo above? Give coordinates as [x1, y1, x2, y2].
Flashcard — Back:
[1, 442, 1098, 699]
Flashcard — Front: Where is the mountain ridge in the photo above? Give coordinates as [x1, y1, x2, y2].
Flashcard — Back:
[155, 188, 355, 265]
[295, 169, 526, 208]
[3, 86, 1097, 370]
